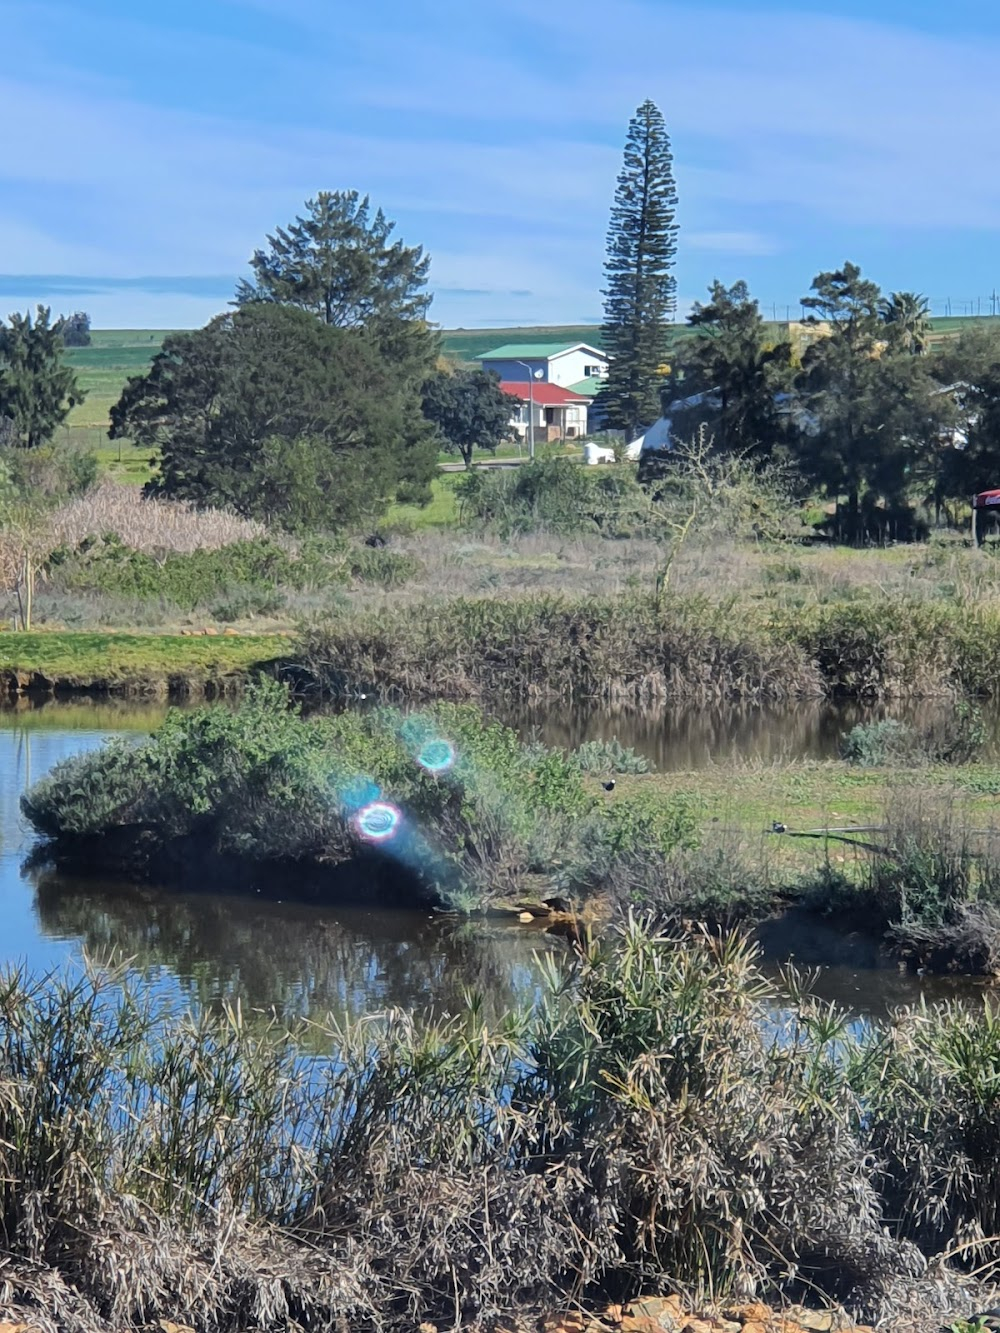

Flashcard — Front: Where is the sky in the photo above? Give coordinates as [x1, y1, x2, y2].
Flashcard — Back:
[3, 0, 1000, 331]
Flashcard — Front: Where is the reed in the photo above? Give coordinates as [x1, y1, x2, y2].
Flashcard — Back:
[296, 592, 1000, 704]
[0, 924, 996, 1331]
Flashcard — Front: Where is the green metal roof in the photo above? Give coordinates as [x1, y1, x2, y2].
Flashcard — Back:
[477, 341, 601, 360]
[567, 377, 604, 397]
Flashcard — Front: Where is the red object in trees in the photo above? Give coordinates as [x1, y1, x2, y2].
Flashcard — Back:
[973, 489, 1000, 509]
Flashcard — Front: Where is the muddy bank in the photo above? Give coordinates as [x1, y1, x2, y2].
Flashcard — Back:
[0, 665, 255, 699]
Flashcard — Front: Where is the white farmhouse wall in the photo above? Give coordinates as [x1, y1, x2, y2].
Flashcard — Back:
[546, 347, 608, 387]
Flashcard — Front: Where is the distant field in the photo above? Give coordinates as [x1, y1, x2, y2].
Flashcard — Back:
[63, 314, 1000, 431]
[441, 324, 605, 363]
[65, 330, 173, 431]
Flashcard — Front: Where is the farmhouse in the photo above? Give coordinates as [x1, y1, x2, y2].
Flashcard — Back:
[477, 340, 609, 390]
[499, 381, 591, 442]
[478, 341, 609, 438]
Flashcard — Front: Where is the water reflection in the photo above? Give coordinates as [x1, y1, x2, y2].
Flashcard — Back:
[29, 865, 560, 1023]
[1, 700, 998, 1026]
[756, 910, 991, 1015]
[503, 699, 1000, 771]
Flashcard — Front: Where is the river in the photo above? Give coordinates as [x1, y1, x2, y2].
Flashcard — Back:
[0, 698, 992, 1021]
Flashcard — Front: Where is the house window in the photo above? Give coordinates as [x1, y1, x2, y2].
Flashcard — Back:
[584, 363, 605, 377]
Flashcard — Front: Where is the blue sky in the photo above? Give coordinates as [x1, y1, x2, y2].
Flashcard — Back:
[3, 0, 1000, 330]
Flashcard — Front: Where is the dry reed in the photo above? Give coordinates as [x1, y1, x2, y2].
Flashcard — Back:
[47, 478, 268, 553]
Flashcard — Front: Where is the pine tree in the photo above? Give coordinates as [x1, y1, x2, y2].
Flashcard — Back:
[0, 305, 84, 448]
[599, 99, 678, 441]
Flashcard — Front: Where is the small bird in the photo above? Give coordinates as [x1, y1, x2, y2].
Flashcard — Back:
[771, 820, 787, 834]
[602, 779, 616, 792]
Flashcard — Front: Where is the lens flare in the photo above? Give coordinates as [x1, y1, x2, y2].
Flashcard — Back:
[341, 777, 381, 812]
[416, 738, 456, 774]
[355, 800, 401, 842]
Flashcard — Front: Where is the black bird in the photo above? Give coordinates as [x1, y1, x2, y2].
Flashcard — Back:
[602, 779, 616, 792]
[772, 820, 787, 834]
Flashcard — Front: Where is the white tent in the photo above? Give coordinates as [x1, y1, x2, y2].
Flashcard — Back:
[625, 390, 721, 461]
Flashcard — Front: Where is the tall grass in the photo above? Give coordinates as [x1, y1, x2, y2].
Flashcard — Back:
[0, 924, 995, 1330]
[296, 592, 1000, 704]
[297, 592, 821, 704]
[47, 477, 267, 552]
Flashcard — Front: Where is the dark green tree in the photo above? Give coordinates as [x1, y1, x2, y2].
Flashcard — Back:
[599, 99, 678, 440]
[235, 190, 436, 372]
[795, 265, 948, 539]
[0, 305, 84, 448]
[55, 311, 92, 347]
[680, 280, 793, 457]
[932, 327, 1000, 506]
[421, 369, 514, 469]
[110, 303, 437, 530]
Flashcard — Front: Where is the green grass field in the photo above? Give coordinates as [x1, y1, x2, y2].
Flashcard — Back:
[0, 630, 291, 686]
[384, 474, 461, 529]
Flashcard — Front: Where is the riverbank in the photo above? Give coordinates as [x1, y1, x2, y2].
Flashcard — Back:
[10, 594, 1000, 705]
[295, 593, 1000, 703]
[0, 927, 995, 1333]
[0, 629, 291, 697]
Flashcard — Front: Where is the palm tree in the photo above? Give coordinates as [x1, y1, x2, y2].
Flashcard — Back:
[880, 291, 931, 354]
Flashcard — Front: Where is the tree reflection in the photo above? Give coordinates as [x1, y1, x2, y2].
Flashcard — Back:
[29, 863, 564, 1024]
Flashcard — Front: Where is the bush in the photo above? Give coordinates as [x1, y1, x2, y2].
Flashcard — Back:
[348, 545, 422, 588]
[21, 681, 598, 911]
[0, 439, 98, 503]
[44, 533, 356, 619]
[840, 718, 915, 765]
[568, 737, 653, 774]
[456, 458, 666, 538]
[211, 586, 286, 622]
[841, 702, 987, 766]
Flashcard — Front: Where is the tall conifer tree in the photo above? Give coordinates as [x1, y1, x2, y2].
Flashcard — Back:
[599, 99, 678, 440]
[0, 306, 83, 448]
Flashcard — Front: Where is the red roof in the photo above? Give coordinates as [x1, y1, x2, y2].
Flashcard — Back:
[499, 380, 589, 406]
[975, 489, 1000, 507]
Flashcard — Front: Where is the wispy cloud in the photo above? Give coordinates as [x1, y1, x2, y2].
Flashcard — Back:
[4, 0, 1000, 325]
[687, 232, 778, 257]
[0, 275, 235, 298]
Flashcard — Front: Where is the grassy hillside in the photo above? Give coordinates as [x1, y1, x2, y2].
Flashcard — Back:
[441, 324, 604, 363]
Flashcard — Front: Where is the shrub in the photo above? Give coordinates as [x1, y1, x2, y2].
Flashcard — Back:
[211, 586, 286, 621]
[568, 737, 653, 774]
[348, 545, 422, 588]
[457, 458, 665, 538]
[841, 703, 987, 767]
[0, 438, 98, 503]
[840, 718, 916, 765]
[21, 681, 597, 911]
[44, 533, 354, 619]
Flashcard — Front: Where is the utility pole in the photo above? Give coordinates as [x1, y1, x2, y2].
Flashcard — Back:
[515, 362, 543, 462]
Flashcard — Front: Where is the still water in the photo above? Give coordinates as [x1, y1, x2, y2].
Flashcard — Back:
[0, 699, 993, 1021]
